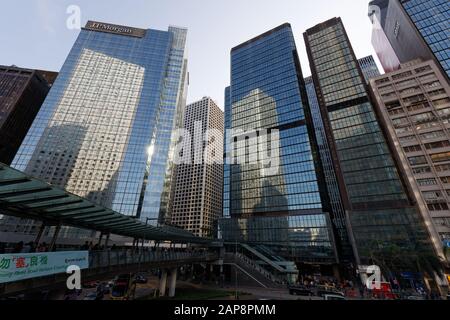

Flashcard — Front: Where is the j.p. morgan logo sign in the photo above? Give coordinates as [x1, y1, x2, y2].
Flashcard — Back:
[84, 21, 146, 38]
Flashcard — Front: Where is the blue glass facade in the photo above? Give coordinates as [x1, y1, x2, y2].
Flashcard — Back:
[230, 25, 324, 215]
[222, 86, 231, 219]
[358, 56, 381, 84]
[10, 22, 188, 232]
[220, 24, 338, 263]
[401, 0, 450, 78]
[219, 214, 337, 263]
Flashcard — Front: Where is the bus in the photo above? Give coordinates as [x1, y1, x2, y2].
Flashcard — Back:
[110, 274, 136, 301]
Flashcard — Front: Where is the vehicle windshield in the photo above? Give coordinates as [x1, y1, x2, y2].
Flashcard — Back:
[111, 286, 127, 297]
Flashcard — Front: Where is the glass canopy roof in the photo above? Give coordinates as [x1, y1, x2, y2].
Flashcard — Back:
[0, 163, 209, 243]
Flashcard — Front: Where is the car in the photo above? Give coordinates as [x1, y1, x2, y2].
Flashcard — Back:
[82, 281, 99, 289]
[324, 294, 347, 301]
[64, 289, 83, 300]
[316, 288, 345, 298]
[135, 275, 148, 284]
[289, 286, 314, 296]
[83, 291, 104, 301]
[407, 295, 426, 300]
[97, 283, 111, 295]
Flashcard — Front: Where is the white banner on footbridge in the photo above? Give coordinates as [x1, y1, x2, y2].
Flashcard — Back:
[0, 251, 89, 284]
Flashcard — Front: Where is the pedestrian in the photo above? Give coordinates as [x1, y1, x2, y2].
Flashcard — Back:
[13, 241, 24, 253]
[30, 242, 37, 253]
[38, 242, 48, 252]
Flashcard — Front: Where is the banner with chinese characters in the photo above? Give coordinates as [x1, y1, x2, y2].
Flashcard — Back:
[0, 251, 89, 284]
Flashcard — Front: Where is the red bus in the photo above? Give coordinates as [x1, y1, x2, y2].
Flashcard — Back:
[371, 282, 398, 300]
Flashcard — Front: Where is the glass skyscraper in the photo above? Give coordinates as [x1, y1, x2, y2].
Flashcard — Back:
[220, 24, 338, 265]
[8, 21, 188, 236]
[369, 0, 449, 79]
[358, 56, 381, 84]
[400, 0, 449, 79]
[304, 17, 436, 266]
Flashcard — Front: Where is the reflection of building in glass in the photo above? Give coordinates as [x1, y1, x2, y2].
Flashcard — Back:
[358, 56, 381, 84]
[170, 97, 224, 238]
[223, 87, 232, 219]
[304, 17, 436, 265]
[232, 89, 287, 217]
[219, 214, 336, 263]
[25, 124, 88, 190]
[0, 66, 56, 165]
[305, 76, 353, 261]
[26, 48, 144, 202]
[221, 24, 338, 265]
[370, 59, 450, 260]
[368, 0, 449, 79]
[6, 21, 188, 238]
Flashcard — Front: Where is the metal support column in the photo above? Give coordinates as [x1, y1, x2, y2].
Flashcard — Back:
[97, 232, 104, 246]
[104, 233, 111, 248]
[49, 223, 62, 251]
[34, 223, 46, 245]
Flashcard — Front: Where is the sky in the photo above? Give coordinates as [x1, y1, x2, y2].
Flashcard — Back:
[0, 0, 380, 108]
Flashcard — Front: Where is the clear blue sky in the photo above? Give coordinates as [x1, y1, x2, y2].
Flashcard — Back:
[0, 0, 380, 107]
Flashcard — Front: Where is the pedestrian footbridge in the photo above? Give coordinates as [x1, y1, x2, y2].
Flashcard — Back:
[0, 249, 219, 298]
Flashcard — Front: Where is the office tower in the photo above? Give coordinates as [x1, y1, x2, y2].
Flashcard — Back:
[358, 56, 381, 84]
[223, 87, 232, 219]
[7, 21, 188, 236]
[304, 18, 436, 267]
[368, 0, 449, 79]
[220, 24, 339, 266]
[304, 76, 354, 261]
[0, 66, 57, 165]
[370, 59, 450, 258]
[170, 97, 224, 238]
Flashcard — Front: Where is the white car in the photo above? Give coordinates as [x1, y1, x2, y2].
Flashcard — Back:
[323, 294, 347, 301]
[407, 295, 426, 300]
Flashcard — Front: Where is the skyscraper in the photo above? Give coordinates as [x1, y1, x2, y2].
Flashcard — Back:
[220, 24, 339, 266]
[368, 0, 449, 79]
[358, 56, 382, 84]
[305, 76, 354, 261]
[0, 66, 57, 165]
[170, 97, 224, 238]
[304, 18, 436, 266]
[7, 21, 188, 236]
[369, 59, 450, 259]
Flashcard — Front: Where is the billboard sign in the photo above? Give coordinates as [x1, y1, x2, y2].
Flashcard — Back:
[0, 251, 89, 284]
